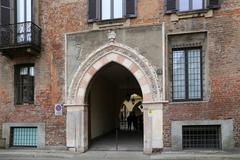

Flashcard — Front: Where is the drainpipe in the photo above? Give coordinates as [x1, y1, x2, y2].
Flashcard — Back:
[64, 34, 68, 103]
[162, 22, 166, 101]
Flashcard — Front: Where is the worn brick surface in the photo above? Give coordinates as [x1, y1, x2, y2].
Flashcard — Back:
[0, 0, 239, 149]
[163, 0, 240, 148]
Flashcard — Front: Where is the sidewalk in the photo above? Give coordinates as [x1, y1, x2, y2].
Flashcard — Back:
[0, 149, 240, 160]
[0, 149, 76, 159]
[151, 150, 240, 160]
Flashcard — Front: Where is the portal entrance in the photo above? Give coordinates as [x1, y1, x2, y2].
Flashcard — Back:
[66, 44, 163, 153]
[86, 62, 143, 151]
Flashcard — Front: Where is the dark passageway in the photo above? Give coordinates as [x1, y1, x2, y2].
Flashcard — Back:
[85, 62, 143, 151]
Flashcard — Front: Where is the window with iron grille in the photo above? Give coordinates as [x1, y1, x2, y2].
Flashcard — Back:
[14, 64, 34, 105]
[182, 125, 221, 149]
[172, 48, 202, 101]
[10, 127, 37, 147]
[88, 0, 136, 22]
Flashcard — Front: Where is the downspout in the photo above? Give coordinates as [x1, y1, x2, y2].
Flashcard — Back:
[64, 34, 68, 104]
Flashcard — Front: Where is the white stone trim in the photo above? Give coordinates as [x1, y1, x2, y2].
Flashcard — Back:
[2, 123, 45, 149]
[122, 58, 132, 68]
[171, 119, 234, 151]
[83, 73, 92, 82]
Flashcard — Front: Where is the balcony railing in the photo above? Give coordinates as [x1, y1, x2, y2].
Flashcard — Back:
[0, 21, 41, 55]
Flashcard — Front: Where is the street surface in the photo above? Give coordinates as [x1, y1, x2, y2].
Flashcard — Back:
[0, 150, 240, 160]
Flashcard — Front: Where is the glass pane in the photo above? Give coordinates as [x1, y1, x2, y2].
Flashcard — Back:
[188, 49, 201, 99]
[1, 0, 10, 7]
[173, 50, 186, 100]
[192, 0, 203, 10]
[17, 0, 25, 23]
[114, 0, 123, 19]
[26, 0, 32, 21]
[30, 67, 34, 76]
[101, 0, 111, 20]
[179, 0, 190, 11]
[20, 67, 28, 75]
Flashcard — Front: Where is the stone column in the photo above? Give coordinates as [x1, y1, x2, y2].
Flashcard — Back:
[143, 102, 164, 154]
[66, 105, 88, 152]
[143, 105, 152, 154]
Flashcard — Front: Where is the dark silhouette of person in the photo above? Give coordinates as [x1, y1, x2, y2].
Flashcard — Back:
[132, 112, 137, 131]
[127, 113, 132, 131]
[127, 112, 135, 131]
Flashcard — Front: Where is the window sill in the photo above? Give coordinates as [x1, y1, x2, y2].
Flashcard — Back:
[170, 9, 213, 22]
[169, 100, 208, 105]
[15, 103, 35, 107]
[176, 9, 209, 15]
[90, 18, 131, 30]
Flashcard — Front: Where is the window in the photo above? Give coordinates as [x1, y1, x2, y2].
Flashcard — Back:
[179, 0, 204, 12]
[16, 0, 33, 43]
[88, 0, 136, 22]
[182, 125, 221, 149]
[165, 0, 221, 14]
[10, 127, 37, 147]
[172, 48, 202, 101]
[101, 0, 123, 20]
[15, 64, 34, 105]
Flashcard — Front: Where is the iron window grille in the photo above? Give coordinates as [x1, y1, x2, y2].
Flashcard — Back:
[172, 48, 203, 102]
[14, 64, 34, 105]
[10, 127, 37, 147]
[0, 22, 41, 50]
[182, 125, 221, 149]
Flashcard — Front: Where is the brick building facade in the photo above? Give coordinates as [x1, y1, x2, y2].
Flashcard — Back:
[0, 0, 239, 153]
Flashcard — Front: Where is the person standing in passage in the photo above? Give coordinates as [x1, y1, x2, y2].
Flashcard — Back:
[127, 112, 133, 131]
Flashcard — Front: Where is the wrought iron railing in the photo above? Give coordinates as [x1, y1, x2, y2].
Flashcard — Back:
[0, 21, 41, 52]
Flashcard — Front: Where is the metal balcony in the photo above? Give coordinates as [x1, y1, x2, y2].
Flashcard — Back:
[0, 21, 41, 56]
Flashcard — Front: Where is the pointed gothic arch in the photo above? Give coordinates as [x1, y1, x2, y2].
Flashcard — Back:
[67, 42, 162, 105]
[66, 42, 163, 153]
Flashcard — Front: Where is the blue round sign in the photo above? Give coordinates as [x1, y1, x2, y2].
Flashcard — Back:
[55, 104, 62, 111]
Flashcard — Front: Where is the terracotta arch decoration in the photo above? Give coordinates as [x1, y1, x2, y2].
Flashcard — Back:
[68, 42, 162, 105]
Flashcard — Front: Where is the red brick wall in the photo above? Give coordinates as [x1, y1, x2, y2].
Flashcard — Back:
[163, 0, 240, 148]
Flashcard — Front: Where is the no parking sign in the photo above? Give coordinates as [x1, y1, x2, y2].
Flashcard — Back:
[55, 104, 63, 116]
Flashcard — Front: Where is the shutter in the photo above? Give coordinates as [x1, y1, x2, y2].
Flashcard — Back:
[88, 0, 98, 22]
[208, 0, 221, 9]
[1, 0, 11, 45]
[126, 0, 136, 18]
[1, 0, 10, 25]
[165, 0, 177, 14]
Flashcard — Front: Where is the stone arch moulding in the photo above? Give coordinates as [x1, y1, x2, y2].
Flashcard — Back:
[67, 42, 162, 105]
[66, 42, 164, 153]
